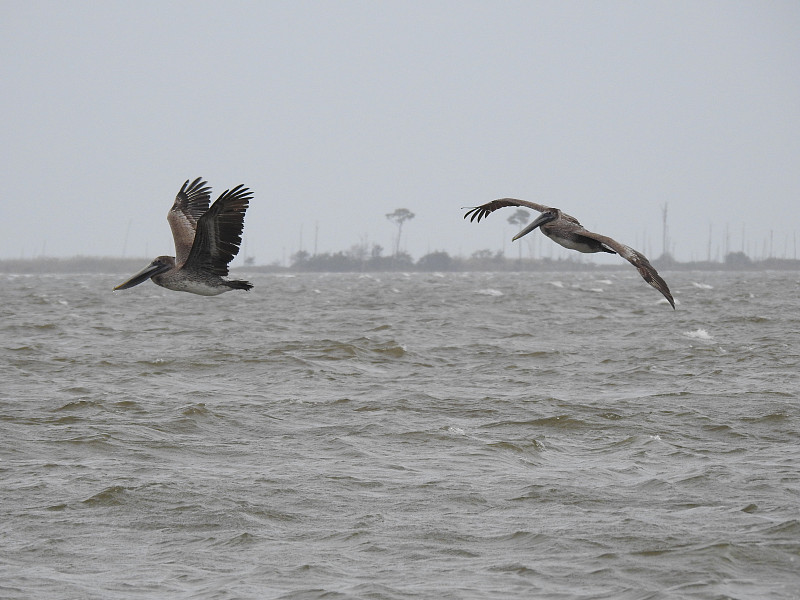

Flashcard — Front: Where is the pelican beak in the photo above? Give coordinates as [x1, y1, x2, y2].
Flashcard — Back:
[113, 261, 170, 290]
[512, 212, 553, 241]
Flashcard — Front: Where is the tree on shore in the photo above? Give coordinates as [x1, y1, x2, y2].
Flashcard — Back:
[507, 209, 530, 262]
[386, 208, 415, 257]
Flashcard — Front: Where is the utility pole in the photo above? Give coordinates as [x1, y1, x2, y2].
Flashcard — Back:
[724, 223, 730, 258]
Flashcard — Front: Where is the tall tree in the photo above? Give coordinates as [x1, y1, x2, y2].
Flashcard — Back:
[507, 209, 530, 263]
[386, 208, 415, 257]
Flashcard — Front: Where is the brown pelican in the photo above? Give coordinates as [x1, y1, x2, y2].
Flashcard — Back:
[464, 199, 675, 308]
[114, 178, 253, 295]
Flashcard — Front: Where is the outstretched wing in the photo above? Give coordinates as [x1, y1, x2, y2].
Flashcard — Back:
[463, 198, 554, 223]
[580, 230, 675, 309]
[183, 184, 252, 277]
[168, 177, 212, 266]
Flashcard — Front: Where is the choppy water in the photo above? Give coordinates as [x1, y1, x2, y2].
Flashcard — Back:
[2, 270, 799, 599]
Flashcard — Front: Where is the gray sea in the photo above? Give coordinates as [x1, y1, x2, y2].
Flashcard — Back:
[1, 270, 799, 599]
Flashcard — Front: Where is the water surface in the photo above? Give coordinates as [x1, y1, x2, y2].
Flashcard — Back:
[2, 271, 799, 599]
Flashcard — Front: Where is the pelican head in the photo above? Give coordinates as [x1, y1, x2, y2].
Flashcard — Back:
[113, 256, 175, 290]
[512, 208, 560, 241]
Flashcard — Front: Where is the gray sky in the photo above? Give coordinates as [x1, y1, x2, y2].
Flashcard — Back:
[3, 1, 799, 265]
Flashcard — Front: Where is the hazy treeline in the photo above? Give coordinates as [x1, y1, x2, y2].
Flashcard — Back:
[2, 251, 799, 274]
[286, 248, 594, 272]
[0, 257, 152, 274]
[276, 248, 800, 273]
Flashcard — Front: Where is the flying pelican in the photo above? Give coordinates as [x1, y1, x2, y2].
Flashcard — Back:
[464, 199, 675, 308]
[114, 178, 253, 295]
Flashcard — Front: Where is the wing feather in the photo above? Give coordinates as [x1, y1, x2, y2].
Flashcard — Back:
[183, 184, 252, 277]
[580, 230, 675, 308]
[168, 177, 212, 266]
[463, 198, 554, 223]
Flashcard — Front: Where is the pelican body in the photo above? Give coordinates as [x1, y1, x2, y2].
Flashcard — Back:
[114, 178, 253, 296]
[465, 199, 675, 309]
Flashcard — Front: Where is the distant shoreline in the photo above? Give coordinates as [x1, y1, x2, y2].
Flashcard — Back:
[2, 254, 798, 274]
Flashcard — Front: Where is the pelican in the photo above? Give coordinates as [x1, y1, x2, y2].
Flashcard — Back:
[114, 178, 253, 295]
[464, 199, 675, 308]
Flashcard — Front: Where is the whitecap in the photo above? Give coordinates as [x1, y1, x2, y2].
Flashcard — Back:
[475, 288, 503, 297]
[691, 282, 714, 289]
[549, 281, 564, 288]
[684, 328, 712, 340]
[442, 426, 466, 436]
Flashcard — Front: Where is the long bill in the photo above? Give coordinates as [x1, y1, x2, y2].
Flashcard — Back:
[113, 261, 171, 290]
[512, 212, 553, 241]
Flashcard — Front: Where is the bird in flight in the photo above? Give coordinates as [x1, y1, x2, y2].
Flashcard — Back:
[464, 198, 675, 308]
[114, 178, 253, 295]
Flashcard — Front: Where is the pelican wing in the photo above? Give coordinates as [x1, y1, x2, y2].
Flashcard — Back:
[168, 177, 212, 266]
[183, 184, 252, 277]
[463, 198, 554, 223]
[464, 198, 584, 226]
[579, 230, 675, 309]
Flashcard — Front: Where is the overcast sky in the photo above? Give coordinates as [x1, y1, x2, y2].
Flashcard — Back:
[3, 1, 799, 265]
